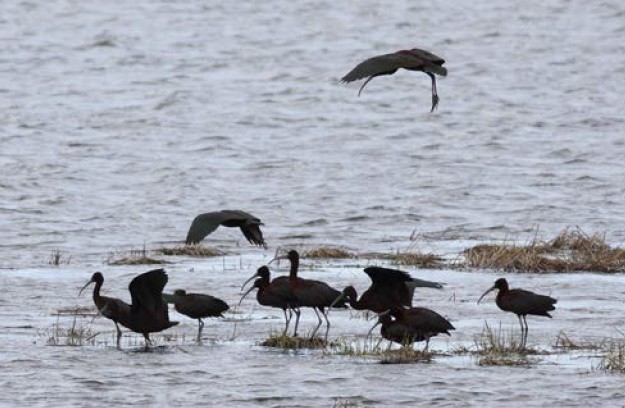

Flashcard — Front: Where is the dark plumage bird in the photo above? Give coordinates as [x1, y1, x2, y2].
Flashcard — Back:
[478, 278, 557, 348]
[271, 250, 346, 339]
[185, 210, 266, 248]
[369, 306, 455, 351]
[332, 266, 443, 314]
[166, 289, 229, 342]
[341, 48, 447, 112]
[80, 269, 178, 349]
[240, 266, 300, 336]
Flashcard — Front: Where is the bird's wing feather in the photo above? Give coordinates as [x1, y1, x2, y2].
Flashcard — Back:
[129, 269, 168, 314]
[364, 266, 412, 285]
[185, 212, 225, 244]
[240, 223, 266, 248]
[177, 294, 229, 318]
[341, 53, 405, 82]
[501, 289, 557, 316]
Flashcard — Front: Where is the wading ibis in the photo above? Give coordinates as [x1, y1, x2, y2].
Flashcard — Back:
[270, 250, 346, 339]
[165, 289, 229, 342]
[478, 278, 557, 349]
[185, 210, 266, 248]
[331, 266, 443, 314]
[80, 269, 178, 349]
[368, 306, 455, 351]
[240, 266, 300, 336]
[341, 48, 447, 112]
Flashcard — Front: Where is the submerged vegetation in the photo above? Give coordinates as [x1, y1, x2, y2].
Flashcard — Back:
[261, 333, 330, 349]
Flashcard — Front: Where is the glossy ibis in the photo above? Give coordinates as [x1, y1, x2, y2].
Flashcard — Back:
[165, 289, 229, 342]
[478, 278, 557, 348]
[331, 266, 443, 314]
[185, 210, 266, 248]
[341, 48, 447, 112]
[240, 266, 300, 336]
[368, 306, 454, 351]
[270, 250, 346, 339]
[80, 269, 178, 349]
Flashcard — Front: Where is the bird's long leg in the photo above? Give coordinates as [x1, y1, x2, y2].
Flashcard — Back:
[293, 307, 301, 337]
[282, 308, 292, 336]
[517, 315, 525, 350]
[423, 336, 431, 353]
[197, 318, 204, 343]
[311, 308, 323, 338]
[427, 72, 439, 112]
[321, 308, 331, 341]
[522, 315, 529, 349]
[115, 322, 122, 349]
[358, 76, 376, 97]
[143, 334, 151, 350]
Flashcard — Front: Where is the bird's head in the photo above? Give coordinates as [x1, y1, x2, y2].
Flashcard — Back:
[477, 278, 509, 304]
[174, 289, 187, 296]
[342, 286, 357, 301]
[79, 272, 103, 295]
[241, 266, 270, 291]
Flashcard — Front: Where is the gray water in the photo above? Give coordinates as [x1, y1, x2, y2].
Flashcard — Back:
[2, 0, 625, 406]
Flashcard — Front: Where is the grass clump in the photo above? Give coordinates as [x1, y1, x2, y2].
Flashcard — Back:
[261, 333, 329, 349]
[157, 245, 224, 257]
[554, 331, 603, 351]
[49, 250, 71, 266]
[463, 227, 625, 273]
[106, 246, 169, 266]
[303, 246, 354, 259]
[473, 323, 537, 366]
[596, 341, 625, 373]
[46, 310, 98, 347]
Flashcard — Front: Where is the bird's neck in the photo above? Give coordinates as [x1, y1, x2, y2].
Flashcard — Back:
[93, 280, 103, 303]
[289, 259, 299, 279]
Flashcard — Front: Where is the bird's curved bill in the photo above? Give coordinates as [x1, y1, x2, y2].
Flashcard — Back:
[241, 273, 258, 291]
[267, 255, 287, 265]
[477, 286, 496, 304]
[329, 293, 345, 309]
[78, 279, 94, 296]
[238, 286, 256, 307]
[367, 320, 382, 338]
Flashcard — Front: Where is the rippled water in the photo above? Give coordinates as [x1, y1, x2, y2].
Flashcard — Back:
[2, 0, 625, 406]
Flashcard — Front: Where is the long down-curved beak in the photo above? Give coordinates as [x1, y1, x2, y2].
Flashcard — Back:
[366, 310, 390, 337]
[267, 255, 287, 265]
[477, 286, 496, 304]
[329, 293, 345, 309]
[78, 280, 94, 296]
[241, 273, 258, 291]
[238, 286, 256, 307]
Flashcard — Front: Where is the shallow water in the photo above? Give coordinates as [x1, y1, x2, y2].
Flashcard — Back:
[2, 0, 625, 406]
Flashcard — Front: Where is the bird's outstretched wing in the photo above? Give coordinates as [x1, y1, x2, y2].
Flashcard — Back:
[185, 211, 226, 244]
[341, 53, 405, 83]
[185, 210, 266, 246]
[363, 266, 413, 285]
[129, 268, 168, 314]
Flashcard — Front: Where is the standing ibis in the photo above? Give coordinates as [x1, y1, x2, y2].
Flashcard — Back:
[185, 210, 266, 248]
[80, 269, 178, 349]
[368, 306, 455, 351]
[165, 289, 229, 342]
[331, 266, 443, 314]
[478, 278, 557, 348]
[341, 48, 447, 112]
[270, 250, 346, 339]
[240, 266, 300, 336]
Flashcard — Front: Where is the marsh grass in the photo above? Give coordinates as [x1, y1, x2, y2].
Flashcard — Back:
[260, 333, 330, 349]
[472, 323, 540, 366]
[106, 246, 169, 266]
[157, 245, 224, 257]
[329, 337, 434, 364]
[554, 331, 604, 351]
[303, 246, 354, 259]
[594, 340, 625, 373]
[49, 249, 71, 266]
[463, 227, 625, 273]
[46, 310, 98, 347]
